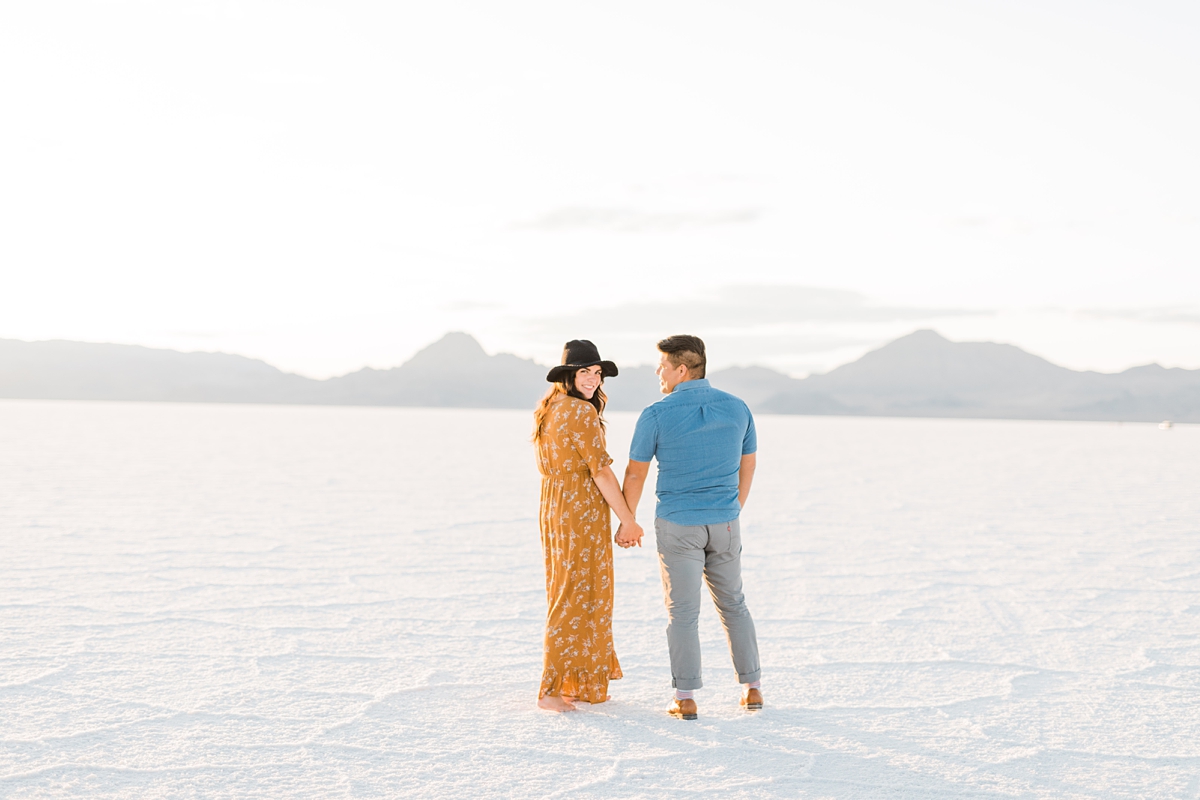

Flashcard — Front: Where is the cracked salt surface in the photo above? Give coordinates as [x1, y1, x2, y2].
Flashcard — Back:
[1, 399, 1198, 798]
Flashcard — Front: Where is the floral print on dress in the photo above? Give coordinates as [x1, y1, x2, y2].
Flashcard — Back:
[536, 395, 622, 702]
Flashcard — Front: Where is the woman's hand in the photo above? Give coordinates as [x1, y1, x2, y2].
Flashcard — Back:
[615, 521, 644, 548]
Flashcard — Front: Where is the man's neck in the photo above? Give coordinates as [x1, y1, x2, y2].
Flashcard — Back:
[670, 376, 705, 393]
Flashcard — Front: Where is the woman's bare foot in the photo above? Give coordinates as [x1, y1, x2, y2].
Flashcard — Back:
[537, 695, 577, 712]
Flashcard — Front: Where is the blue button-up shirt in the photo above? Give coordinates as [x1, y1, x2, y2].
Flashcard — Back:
[629, 378, 757, 525]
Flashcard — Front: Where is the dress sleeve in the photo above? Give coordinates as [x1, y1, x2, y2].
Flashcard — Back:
[568, 401, 613, 477]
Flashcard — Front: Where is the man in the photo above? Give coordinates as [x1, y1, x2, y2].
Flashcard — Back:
[617, 334, 762, 720]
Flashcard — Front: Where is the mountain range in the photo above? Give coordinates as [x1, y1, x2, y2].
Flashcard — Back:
[2, 331, 1197, 422]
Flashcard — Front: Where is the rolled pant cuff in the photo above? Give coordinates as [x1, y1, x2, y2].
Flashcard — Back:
[738, 669, 762, 684]
[672, 677, 703, 691]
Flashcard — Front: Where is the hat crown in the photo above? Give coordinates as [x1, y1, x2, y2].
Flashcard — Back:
[546, 339, 617, 382]
[560, 339, 601, 366]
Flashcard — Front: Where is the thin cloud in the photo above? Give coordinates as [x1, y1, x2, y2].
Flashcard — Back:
[1078, 307, 1200, 326]
[515, 207, 762, 233]
[166, 331, 225, 339]
[596, 330, 874, 356]
[524, 285, 988, 335]
[443, 301, 503, 312]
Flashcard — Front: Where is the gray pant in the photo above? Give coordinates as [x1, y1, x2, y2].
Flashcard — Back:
[655, 517, 761, 690]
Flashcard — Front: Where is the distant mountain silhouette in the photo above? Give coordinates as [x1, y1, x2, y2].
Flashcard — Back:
[2, 330, 1197, 422]
[0, 338, 312, 404]
[0, 333, 551, 410]
[317, 332, 546, 408]
[719, 330, 1200, 422]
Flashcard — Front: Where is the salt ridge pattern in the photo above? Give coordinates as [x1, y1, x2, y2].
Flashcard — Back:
[1, 400, 1198, 798]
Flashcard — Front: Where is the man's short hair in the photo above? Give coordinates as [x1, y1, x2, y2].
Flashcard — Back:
[657, 334, 706, 379]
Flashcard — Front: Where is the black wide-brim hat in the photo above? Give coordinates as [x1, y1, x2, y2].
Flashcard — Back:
[546, 339, 619, 383]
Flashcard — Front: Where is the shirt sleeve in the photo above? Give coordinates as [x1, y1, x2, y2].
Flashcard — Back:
[742, 408, 758, 455]
[629, 407, 658, 462]
[568, 402, 613, 477]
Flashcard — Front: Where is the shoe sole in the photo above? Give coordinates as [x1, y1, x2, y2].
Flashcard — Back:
[743, 703, 763, 711]
[669, 712, 698, 720]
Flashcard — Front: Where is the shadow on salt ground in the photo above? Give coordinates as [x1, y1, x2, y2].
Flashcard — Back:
[298, 671, 1033, 800]
[486, 690, 1200, 800]
[341, 642, 1200, 800]
[470, 692, 1029, 799]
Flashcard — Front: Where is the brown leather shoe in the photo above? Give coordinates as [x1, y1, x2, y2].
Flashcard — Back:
[740, 688, 763, 711]
[668, 697, 698, 720]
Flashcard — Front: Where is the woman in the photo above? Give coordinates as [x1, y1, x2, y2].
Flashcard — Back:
[532, 339, 643, 712]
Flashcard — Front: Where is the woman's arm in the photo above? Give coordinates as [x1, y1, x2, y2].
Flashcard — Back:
[593, 465, 643, 547]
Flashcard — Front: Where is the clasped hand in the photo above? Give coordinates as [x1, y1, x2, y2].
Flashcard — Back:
[615, 521, 644, 548]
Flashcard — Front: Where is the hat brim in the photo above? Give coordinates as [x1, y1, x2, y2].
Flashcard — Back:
[546, 360, 619, 383]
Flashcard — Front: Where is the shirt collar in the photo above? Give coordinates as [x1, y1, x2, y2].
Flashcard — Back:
[671, 378, 710, 393]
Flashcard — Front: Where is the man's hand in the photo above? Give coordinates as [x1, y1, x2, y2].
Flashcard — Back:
[615, 521, 644, 548]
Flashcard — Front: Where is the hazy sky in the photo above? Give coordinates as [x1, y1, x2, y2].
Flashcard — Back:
[3, 1, 1199, 378]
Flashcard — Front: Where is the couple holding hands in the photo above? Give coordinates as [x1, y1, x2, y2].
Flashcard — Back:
[532, 335, 762, 719]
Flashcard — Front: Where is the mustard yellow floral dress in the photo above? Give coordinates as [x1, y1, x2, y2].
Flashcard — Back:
[536, 395, 623, 702]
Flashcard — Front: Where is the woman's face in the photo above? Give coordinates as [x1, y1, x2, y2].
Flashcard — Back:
[574, 365, 603, 399]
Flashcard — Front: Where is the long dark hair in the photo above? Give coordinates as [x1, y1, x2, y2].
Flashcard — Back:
[532, 369, 607, 441]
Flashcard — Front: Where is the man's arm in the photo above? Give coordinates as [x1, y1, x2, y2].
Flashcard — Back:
[622, 460, 650, 517]
[738, 453, 756, 508]
[592, 465, 644, 548]
[618, 460, 651, 547]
